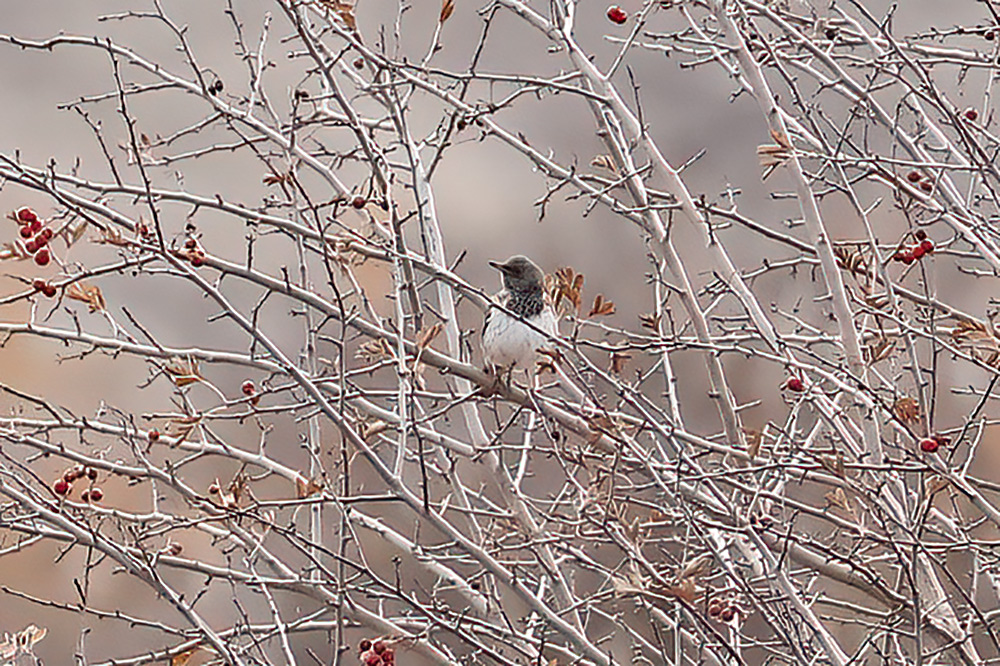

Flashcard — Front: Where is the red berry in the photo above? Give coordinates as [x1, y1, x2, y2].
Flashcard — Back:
[914, 229, 927, 241]
[34, 248, 50, 266]
[32, 278, 46, 291]
[88, 487, 103, 502]
[34, 233, 48, 248]
[607, 5, 627, 24]
[24, 240, 38, 254]
[29, 220, 42, 234]
[351, 196, 367, 209]
[148, 429, 160, 442]
[919, 239, 934, 254]
[372, 641, 386, 655]
[359, 639, 373, 652]
[81, 489, 90, 502]
[708, 603, 722, 617]
[964, 107, 979, 121]
[19, 226, 33, 239]
[53, 479, 71, 496]
[16, 207, 37, 224]
[919, 438, 940, 453]
[41, 228, 53, 241]
[906, 170, 922, 183]
[381, 649, 394, 664]
[785, 377, 805, 392]
[362, 652, 381, 666]
[190, 252, 205, 267]
[898, 251, 915, 264]
[42, 284, 57, 298]
[184, 238, 197, 250]
[919, 180, 933, 193]
[241, 380, 256, 396]
[911, 245, 927, 260]
[720, 607, 736, 622]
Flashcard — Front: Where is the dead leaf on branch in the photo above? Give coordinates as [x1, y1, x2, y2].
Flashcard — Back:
[833, 244, 867, 274]
[824, 486, 855, 517]
[65, 282, 106, 312]
[296, 476, 325, 499]
[316, 0, 357, 31]
[549, 266, 584, 313]
[172, 646, 216, 666]
[356, 338, 394, 364]
[892, 396, 922, 426]
[744, 427, 764, 459]
[756, 129, 795, 168]
[164, 357, 204, 388]
[590, 154, 618, 174]
[863, 337, 895, 365]
[0, 624, 46, 661]
[609, 351, 631, 375]
[439, 0, 455, 23]
[589, 293, 616, 317]
[639, 312, 661, 331]
[951, 318, 1000, 367]
[678, 553, 714, 581]
[262, 172, 293, 186]
[416, 323, 443, 351]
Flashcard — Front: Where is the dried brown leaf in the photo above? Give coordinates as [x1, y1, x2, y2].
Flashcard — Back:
[610, 351, 631, 375]
[678, 553, 713, 581]
[639, 312, 661, 331]
[824, 487, 853, 516]
[744, 428, 763, 459]
[296, 476, 325, 499]
[833, 245, 867, 273]
[863, 337, 895, 365]
[589, 293, 616, 317]
[818, 452, 846, 478]
[892, 397, 922, 425]
[439, 0, 455, 23]
[317, 0, 358, 31]
[262, 172, 292, 186]
[550, 266, 584, 312]
[355, 338, 394, 364]
[65, 282, 106, 312]
[951, 319, 1000, 366]
[164, 357, 204, 388]
[416, 323, 444, 351]
[590, 154, 618, 173]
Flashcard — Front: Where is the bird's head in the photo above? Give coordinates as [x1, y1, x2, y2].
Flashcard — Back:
[489, 255, 545, 291]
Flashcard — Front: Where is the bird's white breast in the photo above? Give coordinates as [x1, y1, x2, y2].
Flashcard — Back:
[483, 306, 557, 370]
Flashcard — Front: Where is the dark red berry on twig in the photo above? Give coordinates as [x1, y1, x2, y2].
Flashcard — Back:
[919, 438, 940, 453]
[906, 170, 922, 183]
[785, 377, 805, 392]
[34, 248, 50, 266]
[53, 479, 71, 496]
[964, 107, 979, 121]
[607, 5, 628, 24]
[16, 207, 38, 224]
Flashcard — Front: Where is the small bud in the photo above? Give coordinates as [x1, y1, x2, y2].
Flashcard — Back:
[914, 229, 927, 241]
[919, 180, 933, 193]
[184, 238, 197, 250]
[720, 607, 736, 622]
[190, 252, 205, 267]
[208, 483, 220, 495]
[32, 278, 46, 291]
[353, 57, 365, 69]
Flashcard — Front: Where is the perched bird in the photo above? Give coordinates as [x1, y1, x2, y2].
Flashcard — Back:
[482, 255, 558, 375]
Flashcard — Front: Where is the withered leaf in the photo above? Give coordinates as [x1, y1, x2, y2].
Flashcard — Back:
[678, 553, 713, 581]
[296, 476, 325, 499]
[164, 357, 204, 388]
[757, 130, 794, 168]
[362, 420, 389, 441]
[0, 624, 46, 660]
[863, 337, 895, 365]
[262, 172, 292, 186]
[550, 266, 584, 312]
[833, 245, 867, 273]
[951, 319, 1000, 367]
[892, 397, 922, 425]
[661, 578, 697, 602]
[610, 350, 631, 374]
[589, 293, 616, 317]
[416, 323, 444, 351]
[590, 154, 618, 173]
[744, 428, 763, 459]
[818, 452, 846, 478]
[439, 0, 455, 23]
[824, 487, 854, 516]
[356, 338, 394, 364]
[317, 0, 358, 31]
[639, 312, 661, 331]
[926, 475, 949, 495]
[65, 282, 106, 312]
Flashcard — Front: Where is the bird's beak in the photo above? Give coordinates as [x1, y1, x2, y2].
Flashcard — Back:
[488, 260, 507, 272]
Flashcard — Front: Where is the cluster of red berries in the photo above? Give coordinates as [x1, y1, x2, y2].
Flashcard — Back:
[607, 5, 627, 24]
[707, 596, 739, 623]
[53, 465, 103, 502]
[904, 170, 936, 194]
[241, 379, 261, 406]
[892, 230, 934, 265]
[184, 238, 206, 267]
[358, 639, 395, 665]
[919, 433, 950, 454]
[14, 207, 53, 267]
[31, 278, 57, 298]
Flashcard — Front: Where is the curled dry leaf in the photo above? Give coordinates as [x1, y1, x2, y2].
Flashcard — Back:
[164, 357, 204, 388]
[589, 293, 616, 317]
[172, 646, 216, 666]
[824, 487, 854, 517]
[892, 397, 922, 426]
[756, 129, 795, 168]
[0, 624, 47, 661]
[439, 0, 455, 23]
[317, 0, 357, 31]
[590, 154, 618, 173]
[863, 337, 894, 365]
[744, 428, 763, 459]
[550, 266, 584, 312]
[951, 318, 1000, 366]
[610, 350, 631, 374]
[295, 476, 325, 499]
[416, 323, 444, 351]
[818, 452, 846, 478]
[65, 282, 106, 312]
[356, 338, 394, 364]
[639, 312, 661, 331]
[833, 244, 867, 273]
[678, 553, 714, 581]
[262, 172, 292, 186]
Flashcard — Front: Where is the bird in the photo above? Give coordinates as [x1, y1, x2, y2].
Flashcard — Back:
[482, 255, 558, 377]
